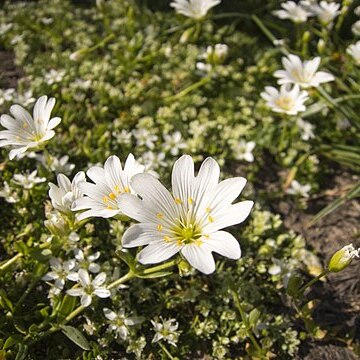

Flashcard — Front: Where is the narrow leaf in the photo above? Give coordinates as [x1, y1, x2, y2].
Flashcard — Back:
[60, 325, 90, 350]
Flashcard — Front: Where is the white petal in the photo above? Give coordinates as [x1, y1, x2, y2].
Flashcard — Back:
[171, 154, 195, 202]
[122, 223, 163, 247]
[81, 294, 92, 307]
[137, 241, 179, 264]
[78, 269, 90, 286]
[67, 288, 85, 297]
[93, 288, 111, 298]
[92, 272, 106, 286]
[181, 245, 215, 274]
[202, 231, 241, 260]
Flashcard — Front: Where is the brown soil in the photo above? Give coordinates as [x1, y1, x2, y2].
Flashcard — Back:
[0, 50, 23, 88]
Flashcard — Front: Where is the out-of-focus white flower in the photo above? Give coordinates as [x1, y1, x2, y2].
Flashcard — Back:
[261, 84, 308, 115]
[67, 269, 110, 307]
[352, 20, 360, 36]
[297, 118, 315, 140]
[0, 88, 15, 106]
[274, 54, 335, 88]
[112, 129, 132, 145]
[170, 0, 221, 20]
[286, 180, 311, 198]
[273, 39, 286, 47]
[45, 69, 65, 85]
[273, 1, 312, 23]
[0, 23, 12, 35]
[232, 140, 256, 163]
[347, 41, 360, 65]
[103, 308, 143, 340]
[132, 128, 158, 150]
[163, 131, 187, 156]
[151, 317, 179, 347]
[74, 248, 101, 273]
[41, 17, 53, 25]
[196, 62, 213, 73]
[0, 181, 19, 203]
[0, 95, 61, 160]
[328, 244, 360, 272]
[47, 155, 75, 174]
[201, 44, 229, 64]
[44, 211, 70, 238]
[13, 170, 46, 189]
[72, 154, 145, 220]
[118, 155, 253, 274]
[268, 258, 292, 288]
[42, 257, 79, 292]
[49, 172, 86, 215]
[355, 6, 360, 17]
[306, 1, 341, 25]
[139, 151, 167, 173]
[14, 90, 35, 107]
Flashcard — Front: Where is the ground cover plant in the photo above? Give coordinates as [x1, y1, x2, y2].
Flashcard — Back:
[0, 0, 359, 359]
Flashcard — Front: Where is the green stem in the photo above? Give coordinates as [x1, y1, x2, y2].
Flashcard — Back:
[107, 270, 136, 290]
[0, 253, 23, 272]
[88, 33, 115, 53]
[159, 342, 176, 360]
[298, 270, 329, 294]
[140, 259, 179, 275]
[230, 289, 263, 354]
[165, 76, 211, 103]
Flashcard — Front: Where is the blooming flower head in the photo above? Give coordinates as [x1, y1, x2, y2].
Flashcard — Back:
[307, 1, 341, 25]
[67, 269, 110, 307]
[273, 1, 312, 23]
[163, 131, 187, 156]
[352, 20, 360, 36]
[0, 181, 19, 203]
[286, 180, 311, 198]
[118, 155, 253, 274]
[49, 171, 86, 215]
[72, 154, 145, 220]
[232, 140, 256, 163]
[0, 95, 61, 160]
[274, 54, 335, 88]
[74, 248, 101, 273]
[297, 118, 315, 140]
[347, 41, 360, 66]
[170, 0, 221, 20]
[261, 84, 309, 115]
[13, 170, 46, 189]
[151, 317, 179, 347]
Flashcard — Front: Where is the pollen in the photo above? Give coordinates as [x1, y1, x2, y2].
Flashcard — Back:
[109, 192, 116, 200]
[164, 236, 171, 243]
[175, 198, 183, 204]
[103, 196, 109, 203]
[208, 215, 214, 223]
[188, 197, 194, 205]
[157, 224, 163, 231]
[195, 239, 203, 247]
[114, 185, 120, 193]
[124, 186, 130, 193]
[156, 212, 164, 219]
[106, 205, 114, 210]
[206, 207, 211, 213]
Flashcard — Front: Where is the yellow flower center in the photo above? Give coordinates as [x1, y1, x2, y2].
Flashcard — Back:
[275, 96, 295, 111]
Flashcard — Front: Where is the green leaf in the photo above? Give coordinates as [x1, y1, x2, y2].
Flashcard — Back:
[0, 290, 14, 313]
[3, 335, 23, 350]
[15, 343, 28, 360]
[115, 250, 136, 270]
[248, 308, 261, 328]
[286, 275, 303, 297]
[60, 325, 90, 350]
[57, 295, 77, 322]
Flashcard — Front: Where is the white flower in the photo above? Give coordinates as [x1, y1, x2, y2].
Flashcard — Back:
[0, 23, 12, 35]
[274, 54, 335, 88]
[307, 1, 341, 25]
[297, 118, 315, 140]
[286, 180, 311, 198]
[45, 69, 65, 85]
[49, 172, 86, 214]
[163, 131, 187, 156]
[103, 308, 143, 340]
[352, 20, 360, 36]
[232, 140, 256, 163]
[261, 84, 309, 115]
[170, 0, 221, 19]
[72, 154, 145, 220]
[118, 155, 253, 274]
[355, 6, 360, 17]
[347, 41, 360, 65]
[0, 181, 19, 203]
[132, 128, 158, 150]
[13, 170, 46, 189]
[0, 88, 15, 106]
[151, 317, 179, 347]
[42, 257, 79, 291]
[201, 44, 229, 64]
[67, 269, 110, 307]
[74, 248, 101, 273]
[14, 90, 35, 107]
[273, 1, 312, 23]
[0, 95, 61, 160]
[196, 62, 213, 73]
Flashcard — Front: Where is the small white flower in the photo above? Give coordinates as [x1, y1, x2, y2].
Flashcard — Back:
[139, 151, 167, 175]
[352, 20, 360, 36]
[112, 129, 132, 145]
[273, 1, 312, 23]
[14, 90, 35, 107]
[72, 154, 145, 220]
[0, 23, 12, 35]
[103, 308, 143, 340]
[67, 269, 110, 307]
[49, 172, 86, 215]
[151, 317, 179, 347]
[286, 180, 311, 198]
[196, 62, 213, 73]
[0, 88, 15, 106]
[0, 95, 61, 160]
[274, 54, 335, 88]
[42, 257, 79, 290]
[118, 155, 253, 274]
[170, 0, 221, 20]
[0, 181, 19, 203]
[347, 41, 360, 65]
[45, 69, 65, 85]
[306, 1, 341, 25]
[132, 128, 158, 150]
[297, 118, 315, 140]
[163, 131, 187, 156]
[261, 84, 309, 115]
[355, 6, 360, 17]
[201, 44, 229, 64]
[232, 140, 256, 163]
[13, 170, 46, 189]
[74, 248, 101, 273]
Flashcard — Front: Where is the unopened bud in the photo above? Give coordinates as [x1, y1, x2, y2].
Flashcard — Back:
[328, 244, 359, 272]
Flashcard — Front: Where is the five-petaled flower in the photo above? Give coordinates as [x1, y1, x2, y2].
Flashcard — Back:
[170, 0, 221, 20]
[118, 155, 253, 274]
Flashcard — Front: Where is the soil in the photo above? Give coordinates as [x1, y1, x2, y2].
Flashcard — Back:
[0, 50, 23, 88]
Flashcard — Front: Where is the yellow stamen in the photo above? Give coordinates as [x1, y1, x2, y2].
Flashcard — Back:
[195, 239, 203, 247]
[206, 207, 211, 213]
[188, 197, 194, 205]
[157, 212, 164, 219]
[164, 236, 171, 243]
[208, 216, 214, 223]
[103, 196, 109, 203]
[157, 224, 163, 231]
[114, 185, 120, 193]
[106, 206, 113, 210]
[175, 198, 183, 204]
[124, 186, 130, 193]
[109, 192, 116, 200]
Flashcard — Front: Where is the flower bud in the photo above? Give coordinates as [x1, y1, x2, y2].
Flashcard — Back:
[328, 244, 359, 272]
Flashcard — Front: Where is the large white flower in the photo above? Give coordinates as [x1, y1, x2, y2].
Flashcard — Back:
[273, 1, 312, 23]
[118, 155, 253, 274]
[261, 84, 309, 115]
[347, 41, 360, 65]
[170, 0, 221, 20]
[0, 95, 61, 160]
[49, 172, 86, 215]
[274, 55, 335, 88]
[72, 154, 145, 220]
